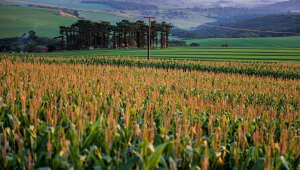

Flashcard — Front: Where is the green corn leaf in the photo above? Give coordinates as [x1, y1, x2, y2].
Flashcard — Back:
[145, 143, 169, 170]
[92, 155, 105, 168]
[82, 120, 100, 148]
[253, 157, 265, 170]
[119, 156, 139, 170]
[280, 156, 290, 170]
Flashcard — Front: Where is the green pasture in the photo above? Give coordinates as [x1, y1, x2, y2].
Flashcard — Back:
[185, 36, 300, 48]
[0, 5, 77, 38]
[26, 47, 300, 62]
[20, 0, 114, 11]
[78, 11, 128, 24]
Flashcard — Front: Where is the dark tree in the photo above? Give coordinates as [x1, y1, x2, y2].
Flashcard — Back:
[59, 19, 171, 50]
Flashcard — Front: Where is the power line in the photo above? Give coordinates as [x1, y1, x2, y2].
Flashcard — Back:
[144, 16, 155, 60]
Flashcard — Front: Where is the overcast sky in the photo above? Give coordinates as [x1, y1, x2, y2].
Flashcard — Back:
[181, 0, 289, 6]
[223, 0, 287, 4]
[1, 0, 292, 7]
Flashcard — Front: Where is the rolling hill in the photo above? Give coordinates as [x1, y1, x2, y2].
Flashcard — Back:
[0, 5, 77, 38]
[4, 0, 300, 30]
[2, 0, 300, 40]
[0, 0, 217, 29]
[258, 0, 300, 13]
[174, 13, 300, 39]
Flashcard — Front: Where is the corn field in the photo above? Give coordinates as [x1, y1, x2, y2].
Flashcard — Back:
[0, 57, 299, 169]
[1, 55, 300, 79]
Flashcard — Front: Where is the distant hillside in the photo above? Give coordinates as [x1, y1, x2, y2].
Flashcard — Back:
[173, 13, 300, 39]
[0, 5, 77, 38]
[81, 0, 158, 10]
[3, 0, 300, 32]
[258, 0, 300, 13]
[5, 0, 298, 30]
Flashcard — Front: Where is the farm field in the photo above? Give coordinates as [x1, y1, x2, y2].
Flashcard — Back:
[78, 11, 127, 24]
[1, 0, 300, 168]
[185, 36, 300, 48]
[22, 47, 300, 62]
[24, 0, 114, 11]
[3, 55, 299, 79]
[0, 55, 299, 169]
[0, 5, 77, 38]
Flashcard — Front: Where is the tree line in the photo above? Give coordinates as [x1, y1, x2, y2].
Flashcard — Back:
[58, 20, 172, 50]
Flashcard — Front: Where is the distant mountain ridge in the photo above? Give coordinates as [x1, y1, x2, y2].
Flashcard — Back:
[173, 13, 300, 39]
[258, 0, 300, 12]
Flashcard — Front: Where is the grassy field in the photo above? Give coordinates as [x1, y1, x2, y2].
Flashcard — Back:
[78, 11, 127, 24]
[185, 36, 300, 48]
[25, 47, 300, 62]
[24, 0, 114, 11]
[0, 5, 77, 38]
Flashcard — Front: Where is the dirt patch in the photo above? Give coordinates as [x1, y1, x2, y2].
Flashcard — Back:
[58, 10, 77, 18]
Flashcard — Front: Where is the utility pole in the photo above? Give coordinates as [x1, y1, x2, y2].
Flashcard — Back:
[144, 16, 155, 60]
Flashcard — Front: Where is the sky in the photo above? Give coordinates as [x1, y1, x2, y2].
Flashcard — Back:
[0, 0, 292, 8]
[180, 0, 289, 7]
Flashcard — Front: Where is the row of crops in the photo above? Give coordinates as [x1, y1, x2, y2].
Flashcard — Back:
[0, 57, 299, 169]
[1, 55, 300, 79]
